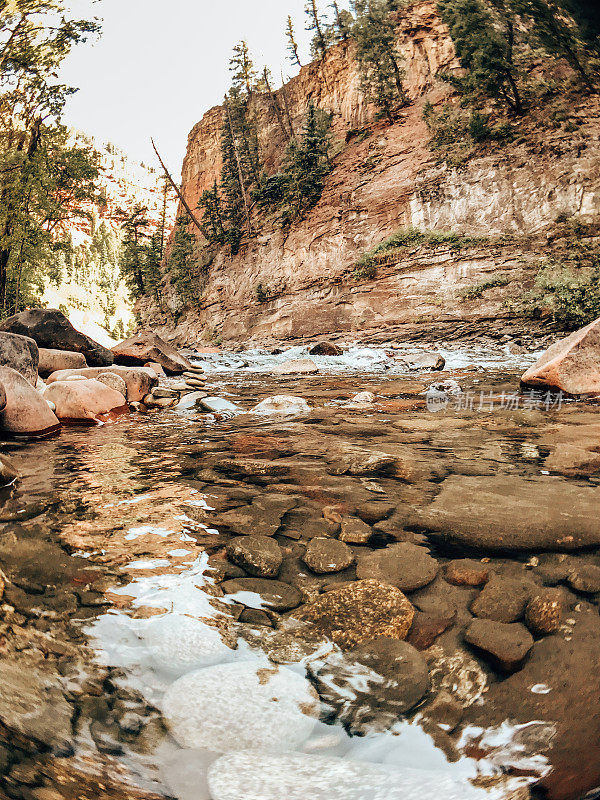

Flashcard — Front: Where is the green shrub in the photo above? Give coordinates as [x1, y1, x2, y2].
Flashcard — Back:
[459, 275, 510, 300]
[521, 265, 600, 327]
[255, 283, 270, 303]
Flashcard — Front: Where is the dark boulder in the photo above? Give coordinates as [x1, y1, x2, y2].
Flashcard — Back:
[112, 331, 192, 374]
[0, 309, 113, 367]
[0, 332, 39, 385]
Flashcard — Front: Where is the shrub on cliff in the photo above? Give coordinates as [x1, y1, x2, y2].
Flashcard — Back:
[521, 264, 600, 327]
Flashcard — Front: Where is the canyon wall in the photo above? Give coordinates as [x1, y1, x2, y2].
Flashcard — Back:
[142, 1, 600, 346]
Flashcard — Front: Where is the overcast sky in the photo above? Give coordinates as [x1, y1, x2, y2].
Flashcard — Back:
[60, 0, 348, 178]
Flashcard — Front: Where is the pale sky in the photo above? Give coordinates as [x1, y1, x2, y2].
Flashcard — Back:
[60, 0, 348, 178]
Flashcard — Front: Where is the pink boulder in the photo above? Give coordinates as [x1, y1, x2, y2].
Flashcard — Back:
[0, 366, 60, 438]
[46, 366, 157, 402]
[43, 379, 128, 424]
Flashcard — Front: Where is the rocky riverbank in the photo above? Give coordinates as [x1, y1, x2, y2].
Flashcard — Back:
[1, 312, 600, 800]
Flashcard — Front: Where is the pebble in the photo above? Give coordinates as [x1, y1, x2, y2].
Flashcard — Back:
[162, 662, 317, 752]
[144, 614, 235, 676]
[302, 538, 354, 574]
[226, 536, 283, 578]
[356, 543, 439, 592]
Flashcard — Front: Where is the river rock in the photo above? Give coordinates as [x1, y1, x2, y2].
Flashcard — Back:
[0, 308, 113, 366]
[176, 391, 207, 410]
[0, 331, 39, 385]
[397, 352, 446, 371]
[272, 358, 319, 375]
[0, 661, 73, 751]
[112, 330, 192, 373]
[0, 366, 60, 437]
[293, 579, 414, 649]
[567, 563, 600, 594]
[464, 619, 534, 672]
[226, 536, 283, 577]
[355, 501, 396, 524]
[525, 589, 564, 635]
[445, 559, 490, 587]
[215, 495, 296, 537]
[251, 396, 311, 416]
[43, 379, 127, 423]
[309, 342, 343, 356]
[470, 577, 533, 622]
[414, 475, 600, 551]
[144, 361, 167, 376]
[199, 397, 242, 416]
[46, 366, 157, 402]
[207, 752, 475, 800]
[356, 543, 439, 592]
[96, 372, 127, 397]
[302, 538, 354, 574]
[0, 454, 19, 487]
[338, 516, 373, 544]
[162, 662, 317, 752]
[521, 319, 600, 395]
[38, 348, 87, 378]
[144, 614, 235, 676]
[221, 577, 302, 611]
[310, 638, 429, 732]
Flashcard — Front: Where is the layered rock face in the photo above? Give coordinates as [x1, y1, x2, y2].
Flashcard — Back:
[143, 1, 600, 345]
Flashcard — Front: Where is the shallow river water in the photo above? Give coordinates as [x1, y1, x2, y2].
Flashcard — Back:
[1, 344, 599, 800]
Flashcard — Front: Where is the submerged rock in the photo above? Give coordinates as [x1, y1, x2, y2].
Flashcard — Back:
[112, 330, 192, 374]
[445, 559, 490, 587]
[0, 331, 39, 385]
[199, 397, 242, 416]
[250, 396, 311, 416]
[162, 662, 317, 752]
[0, 454, 19, 487]
[144, 614, 235, 676]
[525, 589, 564, 635]
[38, 348, 87, 378]
[293, 579, 414, 649]
[0, 366, 60, 438]
[226, 536, 283, 577]
[0, 307, 113, 366]
[521, 319, 600, 395]
[303, 538, 354, 574]
[221, 577, 302, 611]
[207, 752, 475, 800]
[464, 619, 534, 672]
[46, 365, 157, 402]
[356, 543, 439, 592]
[414, 475, 600, 551]
[470, 577, 533, 623]
[43, 379, 127, 423]
[272, 358, 319, 375]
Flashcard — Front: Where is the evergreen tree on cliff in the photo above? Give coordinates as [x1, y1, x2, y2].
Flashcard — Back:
[352, 0, 408, 122]
[286, 15, 303, 67]
[306, 0, 331, 60]
[229, 40, 258, 96]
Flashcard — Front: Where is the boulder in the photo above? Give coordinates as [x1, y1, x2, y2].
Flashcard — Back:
[226, 536, 283, 577]
[0, 308, 113, 366]
[43, 379, 128, 424]
[309, 342, 343, 356]
[0, 332, 39, 385]
[521, 319, 600, 395]
[398, 352, 446, 371]
[414, 475, 600, 551]
[464, 619, 534, 672]
[162, 662, 317, 753]
[46, 366, 157, 402]
[96, 372, 127, 397]
[310, 638, 429, 732]
[0, 366, 60, 438]
[250, 396, 311, 416]
[112, 331, 192, 374]
[38, 348, 87, 378]
[272, 359, 319, 376]
[293, 579, 414, 649]
[356, 543, 439, 592]
[302, 538, 354, 574]
[144, 361, 166, 377]
[144, 614, 235, 677]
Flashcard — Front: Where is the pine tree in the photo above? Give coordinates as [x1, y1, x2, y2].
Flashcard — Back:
[220, 97, 248, 253]
[331, 1, 353, 41]
[229, 40, 258, 96]
[198, 180, 228, 246]
[286, 15, 303, 67]
[167, 218, 199, 303]
[306, 0, 331, 60]
[352, 0, 408, 122]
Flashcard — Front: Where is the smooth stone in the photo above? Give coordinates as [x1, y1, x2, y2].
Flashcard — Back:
[215, 495, 296, 537]
[339, 516, 373, 545]
[199, 397, 242, 415]
[414, 475, 600, 551]
[355, 501, 396, 525]
[344, 391, 376, 407]
[525, 589, 564, 635]
[183, 370, 205, 379]
[0, 307, 112, 366]
[162, 662, 317, 752]
[310, 638, 429, 732]
[397, 352, 446, 371]
[521, 318, 600, 395]
[176, 391, 208, 410]
[272, 358, 319, 375]
[465, 619, 534, 672]
[96, 372, 127, 397]
[444, 559, 490, 587]
[43, 379, 127, 423]
[251, 396, 311, 416]
[46, 366, 157, 402]
[293, 579, 414, 649]
[207, 752, 475, 800]
[0, 331, 39, 385]
[152, 387, 178, 399]
[567, 563, 600, 594]
[144, 614, 235, 676]
[112, 330, 192, 374]
[226, 536, 283, 578]
[0, 366, 60, 438]
[302, 538, 354, 574]
[38, 348, 86, 378]
[470, 577, 533, 623]
[221, 577, 302, 611]
[356, 543, 439, 592]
